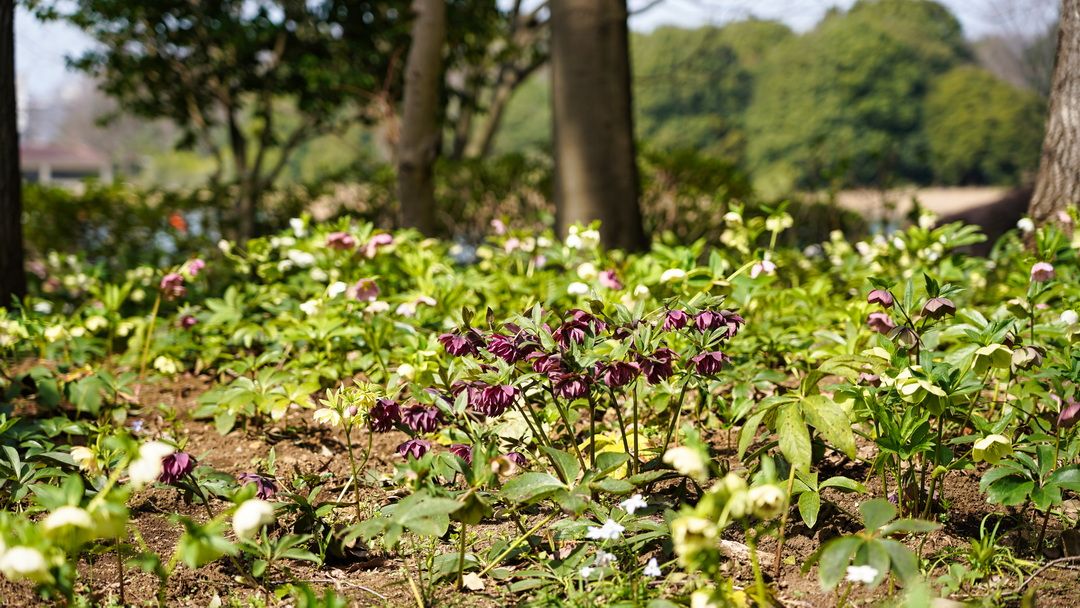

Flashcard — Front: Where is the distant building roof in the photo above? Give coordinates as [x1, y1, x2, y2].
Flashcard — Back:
[20, 143, 109, 170]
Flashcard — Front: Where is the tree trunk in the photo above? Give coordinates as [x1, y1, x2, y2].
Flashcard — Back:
[397, 0, 446, 235]
[550, 0, 646, 251]
[0, 0, 25, 307]
[1030, 0, 1080, 224]
[228, 110, 257, 241]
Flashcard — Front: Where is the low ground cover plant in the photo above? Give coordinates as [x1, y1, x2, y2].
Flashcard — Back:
[1, 207, 1078, 607]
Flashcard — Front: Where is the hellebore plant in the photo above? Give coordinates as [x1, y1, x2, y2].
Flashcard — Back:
[313, 384, 381, 521]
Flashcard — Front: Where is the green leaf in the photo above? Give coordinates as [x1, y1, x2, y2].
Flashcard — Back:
[880, 538, 919, 583]
[879, 518, 940, 536]
[1047, 466, 1080, 492]
[856, 539, 891, 587]
[738, 410, 766, 460]
[594, 452, 629, 478]
[820, 476, 866, 493]
[501, 472, 567, 505]
[589, 478, 634, 495]
[776, 404, 811, 473]
[986, 477, 1034, 506]
[798, 490, 821, 529]
[859, 499, 896, 531]
[818, 536, 862, 590]
[541, 447, 581, 483]
[801, 395, 856, 459]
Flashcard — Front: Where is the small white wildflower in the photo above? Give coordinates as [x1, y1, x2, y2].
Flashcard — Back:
[396, 363, 416, 380]
[69, 327, 86, 338]
[396, 301, 418, 317]
[580, 229, 601, 249]
[579, 566, 595, 578]
[286, 249, 315, 268]
[723, 211, 742, 224]
[43, 325, 67, 343]
[660, 268, 687, 283]
[33, 301, 53, 315]
[576, 262, 598, 281]
[232, 499, 276, 539]
[289, 217, 306, 237]
[749, 259, 776, 279]
[1017, 217, 1035, 233]
[128, 441, 175, 488]
[845, 564, 879, 584]
[327, 281, 348, 298]
[309, 267, 328, 282]
[70, 446, 97, 472]
[586, 519, 625, 541]
[855, 241, 872, 257]
[565, 233, 583, 250]
[892, 237, 906, 250]
[567, 281, 590, 296]
[153, 356, 179, 375]
[594, 550, 616, 567]
[85, 315, 108, 332]
[643, 557, 661, 577]
[918, 212, 937, 230]
[619, 494, 648, 514]
[217, 239, 232, 253]
[1061, 310, 1078, 326]
[299, 299, 321, 316]
[365, 301, 390, 314]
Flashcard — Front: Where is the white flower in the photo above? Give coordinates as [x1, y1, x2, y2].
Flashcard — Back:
[619, 494, 648, 514]
[1017, 217, 1035, 233]
[289, 217, 306, 237]
[128, 441, 175, 488]
[1061, 310, 1078, 326]
[233, 499, 276, 538]
[747, 485, 786, 519]
[217, 239, 232, 253]
[153, 356, 179, 375]
[313, 408, 342, 427]
[586, 519, 625, 541]
[85, 315, 108, 332]
[690, 589, 720, 608]
[71, 446, 96, 472]
[365, 301, 390, 314]
[43, 325, 67, 343]
[579, 566, 595, 578]
[855, 241, 872, 257]
[892, 237, 906, 251]
[33, 301, 53, 315]
[565, 233, 584, 250]
[567, 281, 590, 296]
[723, 211, 742, 224]
[0, 546, 51, 583]
[580, 229, 601, 249]
[299, 299, 321, 316]
[396, 363, 416, 380]
[749, 259, 776, 279]
[286, 250, 316, 268]
[660, 268, 687, 283]
[277, 259, 295, 272]
[633, 284, 650, 299]
[918, 212, 937, 230]
[594, 550, 616, 567]
[663, 446, 707, 481]
[396, 301, 418, 317]
[309, 268, 328, 282]
[643, 557, 661, 577]
[327, 281, 348, 298]
[576, 262, 598, 281]
[43, 506, 93, 531]
[845, 564, 879, 584]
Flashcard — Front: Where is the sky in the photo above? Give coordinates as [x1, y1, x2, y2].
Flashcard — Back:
[14, 0, 1058, 100]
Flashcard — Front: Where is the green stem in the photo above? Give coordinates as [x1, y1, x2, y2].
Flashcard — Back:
[661, 377, 693, 454]
[774, 464, 798, 577]
[138, 293, 162, 380]
[457, 522, 468, 590]
[477, 512, 558, 577]
[343, 427, 364, 521]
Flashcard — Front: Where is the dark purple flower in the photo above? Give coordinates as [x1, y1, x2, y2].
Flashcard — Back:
[721, 310, 745, 338]
[922, 297, 956, 320]
[349, 278, 379, 302]
[505, 452, 528, 467]
[159, 452, 196, 484]
[552, 319, 590, 348]
[439, 331, 483, 357]
[570, 309, 607, 333]
[867, 289, 894, 308]
[867, 312, 896, 334]
[401, 405, 442, 434]
[599, 361, 639, 388]
[552, 373, 590, 400]
[237, 472, 278, 500]
[160, 273, 186, 300]
[487, 333, 537, 364]
[1058, 399, 1080, 429]
[694, 310, 726, 334]
[473, 384, 518, 417]
[663, 310, 690, 331]
[397, 439, 431, 460]
[369, 398, 401, 432]
[599, 270, 623, 290]
[638, 348, 676, 384]
[326, 231, 357, 250]
[691, 351, 730, 375]
[528, 352, 565, 375]
[179, 315, 198, 329]
[448, 444, 474, 464]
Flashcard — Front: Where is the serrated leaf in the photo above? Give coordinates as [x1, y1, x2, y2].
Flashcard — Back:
[776, 404, 811, 473]
[818, 536, 862, 590]
[501, 472, 567, 504]
[801, 394, 856, 459]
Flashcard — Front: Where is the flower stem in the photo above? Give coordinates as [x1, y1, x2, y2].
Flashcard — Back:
[343, 427, 364, 521]
[138, 293, 162, 380]
[477, 512, 558, 577]
[456, 522, 468, 590]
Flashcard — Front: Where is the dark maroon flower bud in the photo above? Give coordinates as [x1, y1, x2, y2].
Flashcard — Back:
[178, 315, 197, 329]
[473, 384, 518, 417]
[505, 452, 528, 467]
[159, 452, 196, 484]
[1058, 399, 1080, 429]
[857, 372, 881, 387]
[237, 472, 278, 500]
[552, 373, 590, 400]
[638, 348, 676, 384]
[159, 273, 186, 300]
[552, 319, 590, 348]
[401, 405, 442, 434]
[487, 332, 537, 364]
[439, 330, 484, 357]
[867, 312, 896, 334]
[867, 289, 894, 308]
[922, 297, 956, 320]
[691, 351, 730, 375]
[599, 361, 640, 388]
[663, 310, 690, 331]
[448, 444, 474, 464]
[397, 439, 431, 460]
[528, 352, 565, 375]
[369, 398, 401, 432]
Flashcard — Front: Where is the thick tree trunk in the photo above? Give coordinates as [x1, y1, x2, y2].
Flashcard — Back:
[397, 0, 446, 235]
[550, 0, 646, 251]
[227, 111, 258, 241]
[1030, 0, 1080, 224]
[0, 0, 25, 307]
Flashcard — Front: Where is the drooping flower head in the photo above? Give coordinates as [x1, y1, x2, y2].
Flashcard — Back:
[662, 309, 690, 331]
[179, 315, 198, 329]
[867, 289, 894, 308]
[867, 312, 896, 334]
[922, 297, 956, 320]
[638, 348, 676, 384]
[599, 270, 623, 290]
[363, 233, 394, 258]
[397, 438, 432, 460]
[439, 330, 484, 357]
[237, 472, 278, 500]
[1030, 262, 1055, 283]
[1058, 398, 1080, 429]
[158, 452, 197, 484]
[691, 351, 730, 375]
[486, 332, 537, 364]
[528, 351, 565, 375]
[552, 372, 590, 400]
[182, 258, 206, 278]
[369, 398, 401, 432]
[159, 273, 186, 300]
[349, 278, 380, 302]
[448, 444, 474, 464]
[326, 231, 357, 250]
[472, 384, 518, 417]
[598, 361, 639, 388]
[401, 405, 443, 434]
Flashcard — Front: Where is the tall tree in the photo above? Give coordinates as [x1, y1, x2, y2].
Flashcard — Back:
[38, 0, 410, 241]
[1030, 0, 1080, 224]
[397, 0, 446, 234]
[0, 0, 25, 307]
[549, 0, 645, 251]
